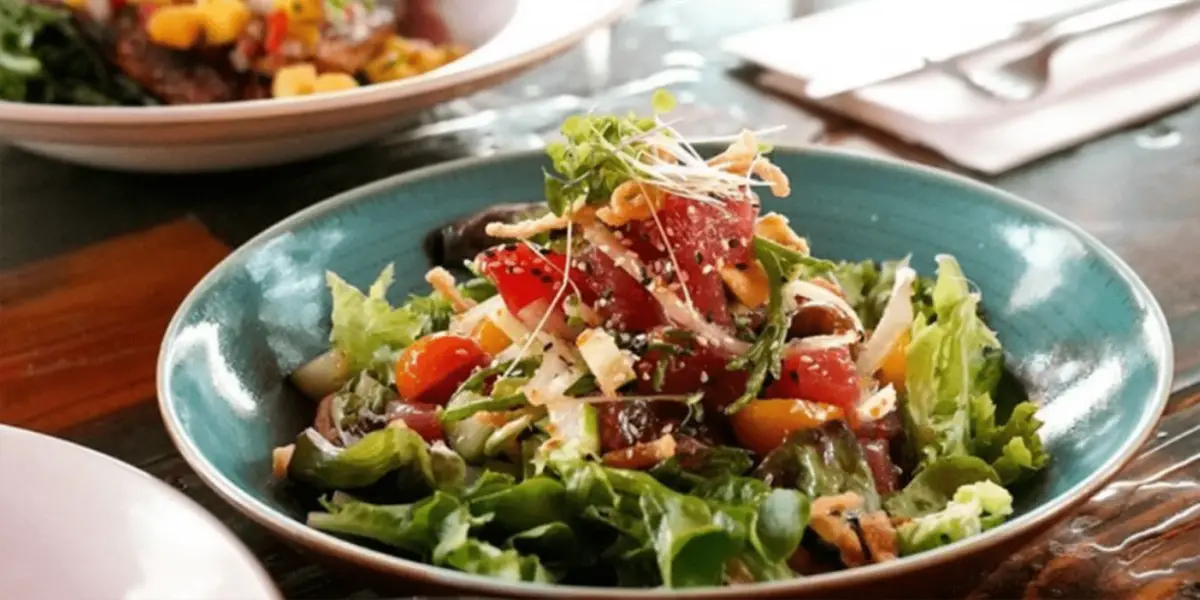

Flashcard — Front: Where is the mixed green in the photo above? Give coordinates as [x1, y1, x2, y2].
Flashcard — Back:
[273, 95, 1049, 588]
[1, 0, 154, 104]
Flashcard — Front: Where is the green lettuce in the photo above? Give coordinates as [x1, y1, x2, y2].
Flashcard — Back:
[895, 480, 1013, 555]
[288, 425, 464, 491]
[884, 456, 999, 519]
[326, 265, 454, 378]
[901, 255, 1048, 482]
[649, 446, 755, 492]
[754, 421, 880, 511]
[307, 491, 552, 582]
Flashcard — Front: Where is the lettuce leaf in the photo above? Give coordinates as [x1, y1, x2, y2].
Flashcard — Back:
[326, 265, 453, 378]
[902, 256, 1000, 468]
[308, 491, 552, 582]
[328, 372, 396, 446]
[895, 480, 1013, 555]
[649, 446, 755, 492]
[901, 255, 1048, 482]
[883, 455, 999, 519]
[288, 425, 465, 491]
[754, 421, 880, 511]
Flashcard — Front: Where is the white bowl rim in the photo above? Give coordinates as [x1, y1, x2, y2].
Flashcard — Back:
[157, 143, 1174, 598]
[0, 423, 282, 600]
[0, 0, 636, 126]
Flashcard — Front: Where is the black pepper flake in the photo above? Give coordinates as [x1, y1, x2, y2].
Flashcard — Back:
[542, 342, 553, 352]
[531, 267, 543, 276]
[789, 371, 800, 383]
[735, 262, 748, 271]
[705, 311, 714, 322]
[694, 251, 703, 264]
[729, 238, 743, 248]
[540, 275, 554, 284]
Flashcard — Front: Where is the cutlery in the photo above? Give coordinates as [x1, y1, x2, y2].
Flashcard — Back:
[949, 0, 1200, 102]
[802, 0, 1175, 98]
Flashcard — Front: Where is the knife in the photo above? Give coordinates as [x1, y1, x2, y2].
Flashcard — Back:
[802, 0, 1139, 99]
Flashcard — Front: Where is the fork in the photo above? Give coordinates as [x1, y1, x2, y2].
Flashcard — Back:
[949, 0, 1200, 102]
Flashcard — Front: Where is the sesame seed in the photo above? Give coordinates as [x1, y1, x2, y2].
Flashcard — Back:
[702, 265, 714, 275]
[700, 372, 709, 383]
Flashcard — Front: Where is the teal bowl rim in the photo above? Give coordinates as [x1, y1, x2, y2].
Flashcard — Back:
[157, 145, 1173, 598]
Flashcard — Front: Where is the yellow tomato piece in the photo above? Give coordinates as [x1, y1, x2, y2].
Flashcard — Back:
[364, 54, 419, 83]
[275, 0, 322, 22]
[410, 46, 450, 72]
[473, 318, 512, 355]
[272, 63, 317, 98]
[197, 0, 251, 46]
[730, 399, 845, 457]
[878, 329, 909, 393]
[312, 72, 360, 94]
[145, 6, 206, 50]
[287, 22, 322, 50]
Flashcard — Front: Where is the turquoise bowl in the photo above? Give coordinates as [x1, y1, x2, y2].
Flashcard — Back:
[158, 146, 1172, 598]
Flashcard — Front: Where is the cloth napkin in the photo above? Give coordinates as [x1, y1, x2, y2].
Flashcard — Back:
[723, 0, 1200, 174]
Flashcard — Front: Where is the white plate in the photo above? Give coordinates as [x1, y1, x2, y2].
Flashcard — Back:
[0, 0, 637, 172]
[0, 425, 281, 600]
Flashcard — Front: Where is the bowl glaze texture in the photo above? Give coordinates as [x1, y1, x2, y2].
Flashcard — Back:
[158, 145, 1172, 598]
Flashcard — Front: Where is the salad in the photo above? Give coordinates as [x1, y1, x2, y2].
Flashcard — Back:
[1, 0, 464, 105]
[271, 92, 1049, 588]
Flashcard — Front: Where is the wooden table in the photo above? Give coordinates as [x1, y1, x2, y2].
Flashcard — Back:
[2, 1, 1199, 597]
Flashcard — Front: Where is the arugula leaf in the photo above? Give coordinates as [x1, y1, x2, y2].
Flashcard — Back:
[288, 426, 464, 491]
[883, 455, 999, 519]
[754, 421, 880, 511]
[895, 480, 1013, 555]
[726, 237, 835, 414]
[441, 358, 541, 423]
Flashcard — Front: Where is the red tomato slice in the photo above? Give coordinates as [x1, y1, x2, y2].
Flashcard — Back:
[394, 334, 487, 405]
[764, 343, 861, 410]
[477, 244, 590, 318]
[264, 10, 289, 54]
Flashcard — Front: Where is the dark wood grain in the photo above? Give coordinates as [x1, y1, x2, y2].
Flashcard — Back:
[0, 220, 230, 432]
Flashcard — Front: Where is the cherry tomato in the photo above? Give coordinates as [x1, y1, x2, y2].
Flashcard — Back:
[394, 334, 486, 405]
[729, 398, 844, 456]
[476, 244, 590, 318]
[264, 10, 288, 54]
[764, 344, 861, 410]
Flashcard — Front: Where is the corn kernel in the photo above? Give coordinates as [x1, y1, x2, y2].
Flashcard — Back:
[197, 0, 251, 46]
[312, 72, 360, 94]
[146, 6, 206, 50]
[274, 0, 322, 22]
[272, 63, 317, 98]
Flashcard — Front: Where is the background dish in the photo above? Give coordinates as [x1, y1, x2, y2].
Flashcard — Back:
[0, 424, 282, 600]
[158, 145, 1172, 597]
[0, 0, 637, 172]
